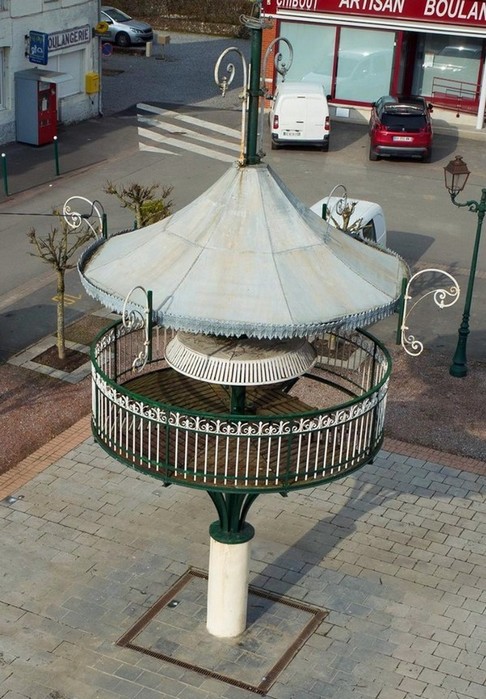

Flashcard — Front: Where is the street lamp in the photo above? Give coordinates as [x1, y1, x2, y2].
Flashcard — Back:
[443, 155, 485, 377]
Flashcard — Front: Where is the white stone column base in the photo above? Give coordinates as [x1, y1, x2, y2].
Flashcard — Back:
[206, 536, 251, 638]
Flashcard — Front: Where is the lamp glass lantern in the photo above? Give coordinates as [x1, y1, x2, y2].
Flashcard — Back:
[443, 155, 470, 197]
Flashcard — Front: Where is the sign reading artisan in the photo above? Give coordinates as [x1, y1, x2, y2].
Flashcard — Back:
[266, 0, 486, 28]
[48, 25, 91, 51]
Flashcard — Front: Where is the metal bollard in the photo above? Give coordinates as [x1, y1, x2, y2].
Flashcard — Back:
[53, 136, 60, 176]
[102, 213, 108, 239]
[1, 153, 9, 196]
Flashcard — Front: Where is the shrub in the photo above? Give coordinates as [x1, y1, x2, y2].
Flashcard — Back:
[115, 0, 252, 26]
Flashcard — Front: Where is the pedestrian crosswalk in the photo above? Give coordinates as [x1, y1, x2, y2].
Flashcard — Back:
[137, 103, 242, 162]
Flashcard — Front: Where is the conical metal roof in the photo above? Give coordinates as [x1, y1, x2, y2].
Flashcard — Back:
[79, 163, 408, 339]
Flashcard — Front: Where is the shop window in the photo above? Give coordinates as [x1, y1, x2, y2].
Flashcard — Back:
[278, 21, 336, 91]
[335, 28, 395, 103]
[414, 35, 482, 104]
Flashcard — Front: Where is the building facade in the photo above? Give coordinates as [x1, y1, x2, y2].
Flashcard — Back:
[0, 0, 101, 145]
[263, 0, 486, 130]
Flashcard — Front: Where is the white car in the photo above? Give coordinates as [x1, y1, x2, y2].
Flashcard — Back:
[310, 194, 387, 247]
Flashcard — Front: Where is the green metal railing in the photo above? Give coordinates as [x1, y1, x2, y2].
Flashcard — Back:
[90, 322, 391, 493]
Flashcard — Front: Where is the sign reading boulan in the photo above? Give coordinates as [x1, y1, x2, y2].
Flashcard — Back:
[265, 0, 486, 28]
[48, 25, 91, 51]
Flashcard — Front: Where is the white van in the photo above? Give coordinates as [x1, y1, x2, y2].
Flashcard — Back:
[310, 194, 387, 247]
[270, 82, 330, 151]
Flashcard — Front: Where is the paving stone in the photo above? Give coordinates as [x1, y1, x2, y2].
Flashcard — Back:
[1, 435, 485, 699]
[440, 673, 471, 694]
[467, 681, 486, 699]
[417, 666, 447, 686]
[421, 685, 453, 699]
[133, 688, 167, 698]
[398, 675, 428, 694]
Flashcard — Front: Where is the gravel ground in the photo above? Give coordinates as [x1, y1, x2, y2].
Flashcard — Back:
[1, 330, 484, 476]
[385, 345, 486, 461]
[0, 364, 91, 473]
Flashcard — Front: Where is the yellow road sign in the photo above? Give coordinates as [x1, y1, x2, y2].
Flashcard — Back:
[95, 21, 109, 34]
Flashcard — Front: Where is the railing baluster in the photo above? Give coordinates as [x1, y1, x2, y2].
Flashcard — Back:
[91, 323, 390, 490]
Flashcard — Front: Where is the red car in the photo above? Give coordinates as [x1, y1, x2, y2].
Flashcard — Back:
[369, 96, 433, 163]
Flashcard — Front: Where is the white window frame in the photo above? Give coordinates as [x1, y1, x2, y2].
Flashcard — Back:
[0, 48, 4, 109]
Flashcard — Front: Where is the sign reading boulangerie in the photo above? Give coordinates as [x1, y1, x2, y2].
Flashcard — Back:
[48, 25, 91, 51]
[265, 0, 486, 28]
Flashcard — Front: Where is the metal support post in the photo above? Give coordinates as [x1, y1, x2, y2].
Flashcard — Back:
[449, 188, 486, 377]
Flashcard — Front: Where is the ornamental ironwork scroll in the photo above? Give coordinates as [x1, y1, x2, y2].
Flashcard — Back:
[122, 286, 153, 371]
[258, 36, 293, 156]
[319, 184, 366, 240]
[399, 269, 460, 356]
[62, 196, 105, 238]
[214, 47, 248, 165]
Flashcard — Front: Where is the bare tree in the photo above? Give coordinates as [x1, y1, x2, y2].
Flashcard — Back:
[27, 211, 96, 360]
[104, 181, 173, 228]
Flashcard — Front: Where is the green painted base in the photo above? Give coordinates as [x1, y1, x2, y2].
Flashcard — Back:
[209, 521, 255, 545]
[449, 365, 467, 378]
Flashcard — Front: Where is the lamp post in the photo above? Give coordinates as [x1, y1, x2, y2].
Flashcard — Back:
[443, 155, 485, 378]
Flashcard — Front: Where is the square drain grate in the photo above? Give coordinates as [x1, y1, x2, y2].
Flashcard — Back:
[117, 568, 328, 695]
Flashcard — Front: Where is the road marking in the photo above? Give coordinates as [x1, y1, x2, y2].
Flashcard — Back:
[139, 142, 180, 156]
[137, 103, 241, 162]
[138, 115, 240, 153]
[138, 103, 241, 138]
[137, 127, 237, 162]
[52, 293, 82, 305]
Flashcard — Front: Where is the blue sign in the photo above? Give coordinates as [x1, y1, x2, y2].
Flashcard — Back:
[29, 31, 49, 66]
[102, 42, 113, 56]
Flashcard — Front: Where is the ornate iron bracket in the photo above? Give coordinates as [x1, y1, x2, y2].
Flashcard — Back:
[62, 196, 106, 238]
[399, 269, 460, 356]
[214, 47, 248, 166]
[207, 491, 258, 542]
[258, 36, 293, 156]
[122, 286, 153, 371]
[318, 184, 365, 241]
[240, 0, 273, 31]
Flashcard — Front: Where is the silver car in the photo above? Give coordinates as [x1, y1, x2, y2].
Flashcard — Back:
[100, 6, 153, 47]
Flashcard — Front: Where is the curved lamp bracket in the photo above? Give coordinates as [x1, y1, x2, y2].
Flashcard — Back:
[62, 196, 104, 238]
[319, 184, 364, 240]
[214, 47, 248, 165]
[258, 36, 293, 157]
[240, 0, 273, 31]
[122, 286, 153, 371]
[400, 269, 460, 356]
[263, 36, 293, 84]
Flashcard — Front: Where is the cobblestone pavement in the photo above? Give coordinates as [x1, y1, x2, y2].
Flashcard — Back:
[0, 422, 484, 699]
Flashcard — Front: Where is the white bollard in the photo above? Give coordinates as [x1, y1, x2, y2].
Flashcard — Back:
[145, 41, 153, 58]
[206, 534, 252, 637]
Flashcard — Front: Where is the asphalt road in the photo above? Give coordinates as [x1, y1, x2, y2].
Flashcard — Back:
[0, 32, 485, 364]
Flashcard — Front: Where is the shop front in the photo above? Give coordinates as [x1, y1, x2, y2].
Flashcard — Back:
[263, 0, 486, 128]
[0, 1, 99, 145]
